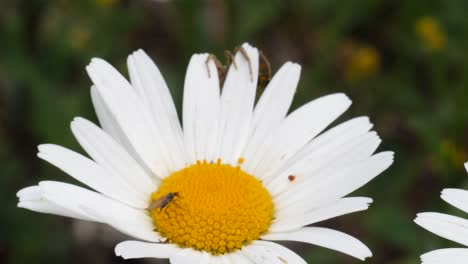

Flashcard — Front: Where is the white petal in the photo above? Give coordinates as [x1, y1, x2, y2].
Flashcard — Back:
[82, 205, 161, 242]
[415, 212, 468, 247]
[18, 200, 87, 219]
[421, 248, 468, 264]
[127, 50, 186, 171]
[275, 152, 394, 210]
[465, 162, 468, 172]
[267, 130, 380, 196]
[242, 240, 307, 264]
[17, 186, 93, 220]
[216, 43, 259, 165]
[441, 188, 468, 214]
[86, 58, 171, 177]
[271, 197, 372, 232]
[37, 144, 146, 208]
[276, 116, 373, 178]
[115, 240, 181, 259]
[265, 116, 372, 194]
[292, 116, 373, 160]
[312, 151, 393, 202]
[38, 181, 161, 242]
[208, 255, 231, 264]
[199, 253, 212, 264]
[18, 181, 161, 242]
[250, 93, 352, 180]
[90, 86, 129, 149]
[17, 186, 42, 201]
[226, 251, 253, 264]
[17, 185, 92, 221]
[91, 86, 153, 176]
[170, 248, 209, 264]
[242, 62, 301, 170]
[71, 117, 158, 195]
[262, 227, 372, 260]
[182, 53, 221, 164]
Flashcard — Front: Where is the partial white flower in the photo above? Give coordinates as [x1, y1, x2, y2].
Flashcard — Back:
[17, 43, 394, 263]
[415, 162, 468, 264]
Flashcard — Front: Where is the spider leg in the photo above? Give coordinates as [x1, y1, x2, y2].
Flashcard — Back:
[260, 51, 272, 81]
[235, 46, 253, 82]
[224, 50, 238, 69]
[205, 54, 223, 78]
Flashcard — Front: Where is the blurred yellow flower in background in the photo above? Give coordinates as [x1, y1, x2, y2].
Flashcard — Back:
[415, 16, 447, 52]
[70, 26, 90, 50]
[440, 139, 468, 168]
[341, 42, 380, 82]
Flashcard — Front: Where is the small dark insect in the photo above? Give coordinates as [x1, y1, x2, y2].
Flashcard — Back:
[205, 46, 272, 88]
[288, 175, 296, 182]
[147, 192, 182, 212]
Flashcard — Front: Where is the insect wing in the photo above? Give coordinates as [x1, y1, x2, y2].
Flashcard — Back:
[147, 195, 167, 210]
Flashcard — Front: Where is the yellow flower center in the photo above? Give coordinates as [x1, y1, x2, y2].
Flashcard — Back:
[149, 159, 274, 255]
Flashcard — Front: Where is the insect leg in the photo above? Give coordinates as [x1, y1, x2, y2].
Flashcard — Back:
[205, 54, 223, 78]
[172, 200, 184, 209]
[161, 204, 169, 215]
[235, 46, 253, 82]
[224, 50, 238, 69]
[260, 51, 272, 81]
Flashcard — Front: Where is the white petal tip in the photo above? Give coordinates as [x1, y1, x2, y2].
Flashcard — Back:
[114, 243, 126, 258]
[441, 188, 454, 197]
[37, 144, 55, 153]
[129, 49, 143, 56]
[325, 93, 353, 109]
[16, 187, 32, 198]
[17, 202, 33, 210]
[414, 212, 436, 227]
[350, 243, 373, 261]
[241, 42, 254, 49]
[128, 50, 146, 64]
[134, 49, 147, 56]
[414, 212, 428, 220]
[71, 116, 86, 123]
[240, 43, 259, 56]
[360, 251, 373, 261]
[90, 57, 106, 64]
[380, 151, 395, 161]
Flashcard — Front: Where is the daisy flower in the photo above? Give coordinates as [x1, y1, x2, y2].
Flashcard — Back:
[17, 43, 393, 263]
[415, 162, 468, 264]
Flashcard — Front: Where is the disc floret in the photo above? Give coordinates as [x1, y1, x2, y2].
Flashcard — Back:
[149, 159, 274, 254]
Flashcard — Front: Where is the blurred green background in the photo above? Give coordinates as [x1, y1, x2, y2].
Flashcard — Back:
[2, 0, 468, 263]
